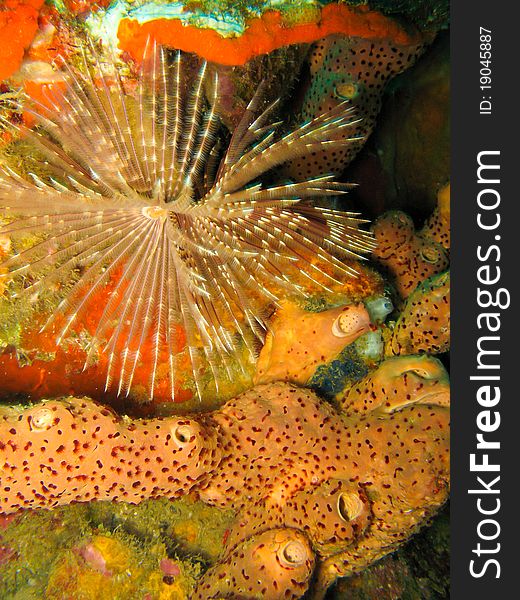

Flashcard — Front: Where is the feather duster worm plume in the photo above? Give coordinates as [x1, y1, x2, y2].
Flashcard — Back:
[0, 42, 376, 401]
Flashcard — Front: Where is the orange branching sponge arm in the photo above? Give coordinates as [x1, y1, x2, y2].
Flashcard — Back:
[118, 3, 423, 67]
[0, 397, 223, 514]
[389, 270, 450, 356]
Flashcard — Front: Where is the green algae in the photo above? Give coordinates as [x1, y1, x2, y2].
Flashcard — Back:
[0, 298, 22, 350]
[0, 497, 235, 599]
[0, 505, 92, 598]
[85, 496, 235, 563]
[183, 0, 266, 18]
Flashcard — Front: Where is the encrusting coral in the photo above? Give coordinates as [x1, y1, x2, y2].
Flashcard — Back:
[0, 374, 450, 598]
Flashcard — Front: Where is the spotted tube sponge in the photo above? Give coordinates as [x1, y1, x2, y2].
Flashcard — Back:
[0, 381, 449, 598]
[222, 478, 371, 560]
[338, 354, 450, 416]
[254, 301, 373, 385]
[421, 182, 450, 251]
[285, 33, 426, 180]
[192, 528, 316, 600]
[372, 210, 449, 298]
[0, 398, 222, 512]
[389, 270, 450, 356]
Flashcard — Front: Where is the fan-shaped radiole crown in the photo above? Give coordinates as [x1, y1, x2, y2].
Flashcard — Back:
[0, 41, 376, 401]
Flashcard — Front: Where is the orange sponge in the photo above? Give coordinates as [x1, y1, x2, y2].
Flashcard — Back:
[0, 0, 44, 80]
[118, 3, 422, 67]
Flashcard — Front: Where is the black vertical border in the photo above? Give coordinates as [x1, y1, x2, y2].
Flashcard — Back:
[452, 1, 516, 597]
